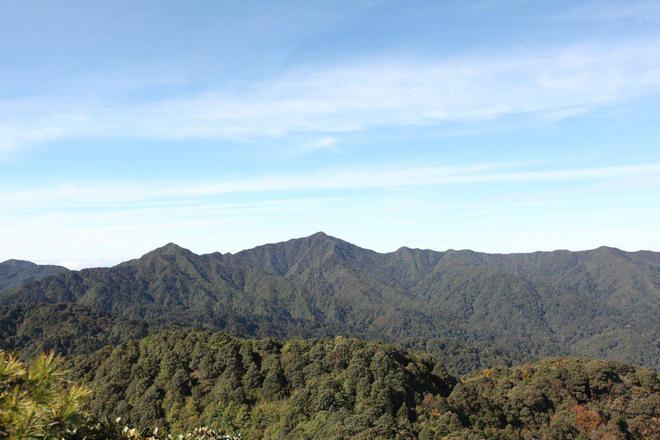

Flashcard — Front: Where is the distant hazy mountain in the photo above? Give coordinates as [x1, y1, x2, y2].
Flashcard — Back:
[1, 233, 658, 373]
[0, 259, 68, 293]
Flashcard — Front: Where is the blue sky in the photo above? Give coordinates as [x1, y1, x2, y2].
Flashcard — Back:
[1, 0, 660, 268]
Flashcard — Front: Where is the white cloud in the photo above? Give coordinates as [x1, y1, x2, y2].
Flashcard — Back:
[2, 39, 660, 152]
[1, 162, 658, 209]
[299, 136, 338, 154]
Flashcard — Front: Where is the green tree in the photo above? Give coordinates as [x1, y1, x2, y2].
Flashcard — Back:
[0, 351, 88, 438]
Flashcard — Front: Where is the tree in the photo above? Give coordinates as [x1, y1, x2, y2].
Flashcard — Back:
[0, 350, 88, 438]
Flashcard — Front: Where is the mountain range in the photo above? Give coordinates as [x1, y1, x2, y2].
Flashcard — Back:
[1, 232, 658, 373]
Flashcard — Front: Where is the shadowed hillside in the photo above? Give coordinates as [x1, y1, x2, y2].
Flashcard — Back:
[0, 259, 68, 293]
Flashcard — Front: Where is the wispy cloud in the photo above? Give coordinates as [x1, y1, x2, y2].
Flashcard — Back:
[2, 162, 658, 209]
[3, 161, 659, 266]
[299, 136, 338, 154]
[2, 39, 660, 152]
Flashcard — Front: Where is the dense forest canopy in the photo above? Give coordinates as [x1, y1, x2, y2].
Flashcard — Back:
[73, 330, 659, 439]
[2, 330, 657, 439]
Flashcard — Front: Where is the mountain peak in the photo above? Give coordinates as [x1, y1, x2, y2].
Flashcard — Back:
[0, 259, 37, 268]
[143, 242, 195, 258]
[286, 231, 347, 248]
[300, 231, 360, 252]
[304, 231, 338, 243]
[233, 231, 366, 275]
[159, 242, 187, 251]
[590, 246, 626, 258]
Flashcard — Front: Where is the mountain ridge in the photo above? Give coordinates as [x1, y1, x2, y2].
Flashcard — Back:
[0, 232, 658, 373]
[0, 259, 68, 293]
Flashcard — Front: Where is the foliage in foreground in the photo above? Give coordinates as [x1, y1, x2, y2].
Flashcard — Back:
[73, 330, 659, 439]
[73, 331, 455, 439]
[431, 357, 659, 439]
[0, 350, 239, 439]
[0, 350, 89, 438]
[2, 330, 659, 439]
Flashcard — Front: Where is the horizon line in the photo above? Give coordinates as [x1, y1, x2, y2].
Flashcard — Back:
[7, 231, 656, 271]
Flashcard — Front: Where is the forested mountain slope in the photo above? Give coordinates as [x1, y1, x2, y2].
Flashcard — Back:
[69, 330, 659, 439]
[1, 233, 658, 372]
[0, 259, 67, 293]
